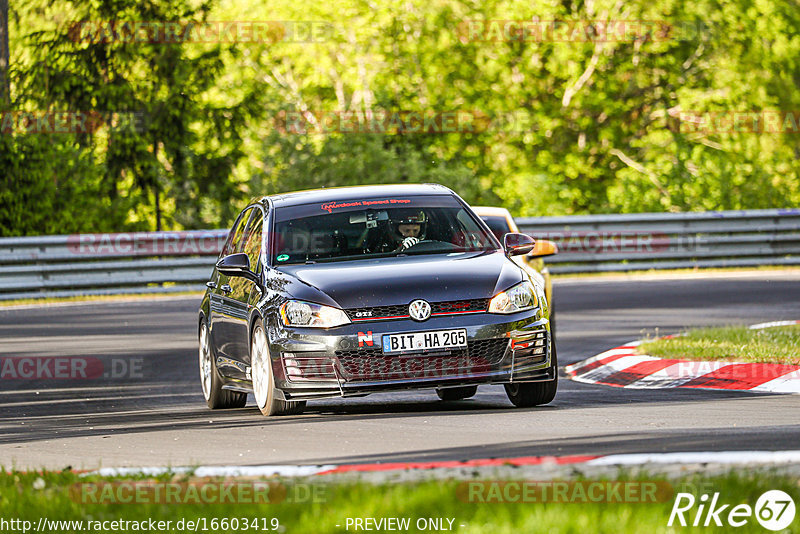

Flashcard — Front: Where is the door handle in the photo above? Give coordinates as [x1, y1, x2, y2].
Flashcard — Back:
[206, 281, 217, 289]
[220, 284, 232, 294]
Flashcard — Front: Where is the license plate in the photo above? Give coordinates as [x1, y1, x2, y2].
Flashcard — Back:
[382, 329, 467, 354]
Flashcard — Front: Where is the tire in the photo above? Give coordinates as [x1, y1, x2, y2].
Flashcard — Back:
[199, 321, 247, 409]
[436, 386, 478, 401]
[251, 323, 306, 416]
[504, 333, 558, 408]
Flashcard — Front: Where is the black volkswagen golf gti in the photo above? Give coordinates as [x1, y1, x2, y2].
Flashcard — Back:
[199, 184, 557, 416]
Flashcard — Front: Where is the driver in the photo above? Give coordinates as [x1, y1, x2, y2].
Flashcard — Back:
[367, 209, 428, 253]
[391, 209, 427, 251]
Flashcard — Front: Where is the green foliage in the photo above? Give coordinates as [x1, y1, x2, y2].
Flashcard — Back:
[254, 133, 480, 199]
[4, 0, 800, 235]
[0, 134, 130, 236]
[6, 0, 254, 234]
[640, 324, 800, 364]
[3, 469, 800, 533]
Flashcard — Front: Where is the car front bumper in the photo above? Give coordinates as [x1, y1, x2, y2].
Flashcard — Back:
[268, 310, 554, 401]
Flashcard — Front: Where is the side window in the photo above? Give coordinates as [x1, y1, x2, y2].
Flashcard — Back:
[221, 208, 253, 257]
[481, 216, 509, 242]
[241, 212, 264, 271]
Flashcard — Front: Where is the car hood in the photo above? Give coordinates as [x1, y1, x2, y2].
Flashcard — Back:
[275, 250, 523, 309]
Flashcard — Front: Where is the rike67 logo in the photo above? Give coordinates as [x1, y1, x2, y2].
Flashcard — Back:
[669, 490, 796, 530]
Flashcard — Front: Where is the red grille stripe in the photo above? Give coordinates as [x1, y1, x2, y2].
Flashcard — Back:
[352, 314, 410, 321]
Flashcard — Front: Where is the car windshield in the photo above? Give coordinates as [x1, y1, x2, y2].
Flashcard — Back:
[272, 195, 498, 264]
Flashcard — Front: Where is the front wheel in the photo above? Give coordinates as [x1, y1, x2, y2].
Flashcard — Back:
[504, 336, 558, 408]
[251, 324, 306, 416]
[199, 321, 247, 409]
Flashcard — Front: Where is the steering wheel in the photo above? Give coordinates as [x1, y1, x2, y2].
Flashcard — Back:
[400, 239, 456, 253]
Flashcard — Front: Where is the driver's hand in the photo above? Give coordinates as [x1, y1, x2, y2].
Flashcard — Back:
[401, 236, 419, 249]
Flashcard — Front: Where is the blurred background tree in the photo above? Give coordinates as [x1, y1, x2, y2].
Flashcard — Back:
[2, 0, 799, 235]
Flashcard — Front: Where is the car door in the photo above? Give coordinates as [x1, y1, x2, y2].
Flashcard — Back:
[226, 206, 265, 370]
[209, 207, 254, 368]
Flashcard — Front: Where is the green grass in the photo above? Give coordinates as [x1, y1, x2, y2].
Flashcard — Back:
[639, 325, 800, 364]
[1, 470, 798, 533]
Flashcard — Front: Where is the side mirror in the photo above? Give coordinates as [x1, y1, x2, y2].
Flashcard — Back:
[527, 239, 559, 259]
[216, 253, 263, 290]
[503, 233, 535, 256]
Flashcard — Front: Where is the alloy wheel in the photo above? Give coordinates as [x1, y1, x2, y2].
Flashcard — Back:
[199, 323, 212, 401]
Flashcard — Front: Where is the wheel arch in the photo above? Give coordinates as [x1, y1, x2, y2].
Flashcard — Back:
[198, 311, 207, 336]
[248, 308, 265, 343]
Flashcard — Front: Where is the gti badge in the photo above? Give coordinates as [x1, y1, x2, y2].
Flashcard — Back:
[408, 299, 431, 321]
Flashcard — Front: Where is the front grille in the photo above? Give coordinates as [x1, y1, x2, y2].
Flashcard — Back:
[282, 354, 338, 381]
[512, 330, 549, 365]
[432, 299, 490, 314]
[512, 330, 547, 353]
[348, 304, 409, 321]
[346, 298, 489, 322]
[335, 338, 508, 382]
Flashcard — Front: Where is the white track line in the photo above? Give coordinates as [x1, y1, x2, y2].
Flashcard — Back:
[749, 320, 800, 330]
[751, 370, 800, 394]
[90, 465, 336, 477]
[586, 451, 800, 466]
[85, 450, 800, 478]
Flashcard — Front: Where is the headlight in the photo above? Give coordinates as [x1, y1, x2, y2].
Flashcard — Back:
[279, 300, 351, 328]
[488, 281, 538, 314]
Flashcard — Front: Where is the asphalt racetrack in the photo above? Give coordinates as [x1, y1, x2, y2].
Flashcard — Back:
[2, 271, 799, 470]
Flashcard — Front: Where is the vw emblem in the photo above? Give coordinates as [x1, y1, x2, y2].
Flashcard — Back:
[408, 299, 431, 321]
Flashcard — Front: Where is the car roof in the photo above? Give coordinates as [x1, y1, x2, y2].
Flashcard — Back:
[258, 184, 454, 208]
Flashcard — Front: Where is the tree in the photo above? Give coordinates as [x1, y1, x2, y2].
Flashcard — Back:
[14, 0, 257, 232]
[0, 0, 8, 105]
[6, 0, 800, 237]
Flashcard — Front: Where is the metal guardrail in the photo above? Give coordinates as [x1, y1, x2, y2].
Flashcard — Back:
[0, 231, 226, 300]
[0, 209, 798, 300]
[517, 208, 800, 274]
